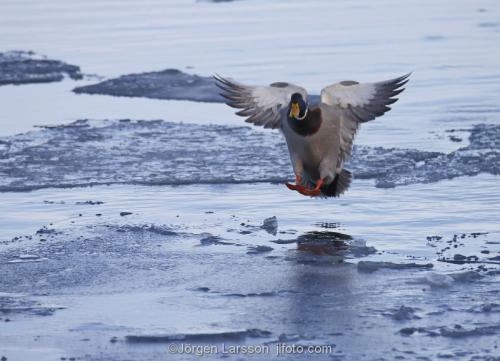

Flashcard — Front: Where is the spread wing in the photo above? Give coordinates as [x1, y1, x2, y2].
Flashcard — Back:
[320, 73, 410, 123]
[214, 75, 308, 129]
[321, 73, 410, 167]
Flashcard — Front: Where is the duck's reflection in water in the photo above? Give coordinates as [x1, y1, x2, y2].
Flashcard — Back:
[293, 230, 376, 260]
[275, 230, 377, 347]
[297, 231, 352, 257]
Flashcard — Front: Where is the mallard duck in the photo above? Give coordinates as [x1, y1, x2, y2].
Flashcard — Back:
[214, 73, 410, 197]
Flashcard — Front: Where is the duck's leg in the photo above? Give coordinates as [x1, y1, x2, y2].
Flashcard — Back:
[298, 178, 324, 197]
[285, 175, 307, 193]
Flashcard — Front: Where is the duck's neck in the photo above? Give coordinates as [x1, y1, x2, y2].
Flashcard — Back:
[287, 107, 322, 136]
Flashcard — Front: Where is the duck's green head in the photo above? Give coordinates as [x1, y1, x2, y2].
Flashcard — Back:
[288, 93, 308, 120]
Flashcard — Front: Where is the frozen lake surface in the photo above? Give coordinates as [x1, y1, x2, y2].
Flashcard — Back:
[0, 119, 498, 191]
[1, 0, 500, 360]
[1, 180, 499, 361]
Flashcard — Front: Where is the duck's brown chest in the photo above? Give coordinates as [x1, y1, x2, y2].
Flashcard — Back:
[286, 107, 322, 136]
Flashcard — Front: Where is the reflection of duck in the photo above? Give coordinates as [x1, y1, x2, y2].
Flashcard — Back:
[292, 231, 376, 259]
[285, 250, 359, 343]
[215, 74, 410, 197]
[297, 231, 351, 256]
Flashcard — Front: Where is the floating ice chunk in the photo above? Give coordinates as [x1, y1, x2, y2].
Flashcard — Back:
[199, 235, 233, 246]
[18, 254, 41, 260]
[449, 270, 483, 282]
[422, 272, 454, 288]
[388, 305, 421, 321]
[0, 51, 83, 86]
[357, 261, 433, 273]
[70, 322, 132, 332]
[7, 255, 47, 263]
[126, 328, 272, 343]
[247, 245, 274, 255]
[73, 69, 225, 103]
[261, 216, 278, 235]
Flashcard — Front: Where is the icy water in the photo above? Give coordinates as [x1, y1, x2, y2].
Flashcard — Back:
[1, 0, 500, 360]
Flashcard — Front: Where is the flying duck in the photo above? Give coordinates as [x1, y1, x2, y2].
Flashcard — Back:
[214, 73, 410, 197]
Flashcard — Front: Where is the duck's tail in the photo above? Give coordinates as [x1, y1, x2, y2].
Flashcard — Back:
[321, 169, 352, 197]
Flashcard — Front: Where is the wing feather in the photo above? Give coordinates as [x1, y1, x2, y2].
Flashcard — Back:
[321, 73, 410, 123]
[214, 74, 308, 129]
[321, 73, 411, 168]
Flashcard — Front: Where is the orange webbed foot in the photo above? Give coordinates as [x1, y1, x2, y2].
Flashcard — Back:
[285, 175, 307, 193]
[297, 178, 324, 197]
[286, 177, 325, 197]
[299, 188, 321, 197]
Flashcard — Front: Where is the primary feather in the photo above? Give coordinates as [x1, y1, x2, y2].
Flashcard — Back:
[214, 74, 308, 129]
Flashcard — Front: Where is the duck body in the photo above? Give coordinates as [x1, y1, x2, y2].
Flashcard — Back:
[283, 105, 334, 181]
[281, 103, 351, 197]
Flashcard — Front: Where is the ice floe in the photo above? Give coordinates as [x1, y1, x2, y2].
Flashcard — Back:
[0, 51, 82, 86]
[73, 69, 224, 103]
[1, 119, 498, 192]
[126, 328, 272, 343]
